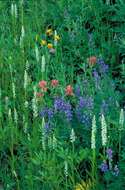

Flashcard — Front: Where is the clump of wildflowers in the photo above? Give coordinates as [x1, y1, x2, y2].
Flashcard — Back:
[37, 28, 60, 55]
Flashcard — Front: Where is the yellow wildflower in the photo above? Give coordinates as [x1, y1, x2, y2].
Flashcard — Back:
[41, 40, 47, 46]
[46, 28, 53, 36]
[54, 35, 60, 41]
[47, 43, 53, 49]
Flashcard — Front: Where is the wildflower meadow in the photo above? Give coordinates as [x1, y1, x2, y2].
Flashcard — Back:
[1, 0, 125, 189]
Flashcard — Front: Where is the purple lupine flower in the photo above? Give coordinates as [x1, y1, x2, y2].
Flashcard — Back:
[40, 108, 48, 118]
[97, 58, 109, 74]
[77, 97, 93, 109]
[54, 97, 72, 121]
[100, 161, 108, 172]
[54, 98, 64, 111]
[47, 108, 54, 119]
[76, 96, 93, 126]
[113, 165, 119, 176]
[64, 102, 72, 121]
[82, 79, 89, 94]
[78, 97, 86, 108]
[93, 70, 100, 79]
[40, 107, 54, 119]
[106, 148, 113, 160]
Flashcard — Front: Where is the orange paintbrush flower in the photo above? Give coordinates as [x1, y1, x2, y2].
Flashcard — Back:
[65, 85, 74, 96]
[88, 56, 97, 66]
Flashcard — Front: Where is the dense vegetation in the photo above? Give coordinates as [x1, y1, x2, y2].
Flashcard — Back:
[0, 0, 125, 189]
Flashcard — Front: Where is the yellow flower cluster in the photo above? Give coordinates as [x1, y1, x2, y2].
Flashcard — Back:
[36, 28, 60, 50]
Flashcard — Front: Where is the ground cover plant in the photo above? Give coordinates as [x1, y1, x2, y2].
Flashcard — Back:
[1, 0, 125, 189]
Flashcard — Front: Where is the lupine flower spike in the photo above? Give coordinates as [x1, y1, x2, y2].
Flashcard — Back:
[14, 4, 17, 18]
[41, 117, 46, 150]
[23, 115, 28, 134]
[101, 114, 107, 147]
[35, 45, 39, 63]
[20, 25, 25, 46]
[64, 161, 68, 177]
[41, 55, 46, 73]
[54, 30, 57, 47]
[11, 3, 14, 16]
[12, 82, 16, 99]
[70, 129, 76, 143]
[32, 86, 38, 118]
[52, 134, 57, 149]
[24, 70, 28, 90]
[91, 115, 96, 149]
[119, 108, 124, 130]
[11, 3, 17, 18]
[14, 108, 18, 125]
